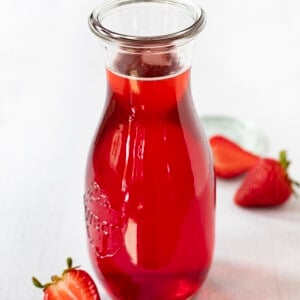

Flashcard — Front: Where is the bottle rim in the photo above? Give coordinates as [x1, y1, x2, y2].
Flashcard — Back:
[88, 0, 206, 49]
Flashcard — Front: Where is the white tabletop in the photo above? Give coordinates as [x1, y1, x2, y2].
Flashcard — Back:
[1, 0, 300, 299]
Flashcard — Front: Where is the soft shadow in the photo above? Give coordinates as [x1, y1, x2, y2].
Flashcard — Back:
[236, 197, 300, 224]
[194, 260, 300, 300]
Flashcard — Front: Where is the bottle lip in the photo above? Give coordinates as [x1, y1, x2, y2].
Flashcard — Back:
[88, 0, 206, 50]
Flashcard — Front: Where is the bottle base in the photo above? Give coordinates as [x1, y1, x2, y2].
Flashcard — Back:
[98, 268, 209, 300]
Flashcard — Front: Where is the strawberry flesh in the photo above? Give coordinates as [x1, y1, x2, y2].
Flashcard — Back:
[209, 135, 259, 178]
[44, 270, 100, 300]
[33, 258, 101, 300]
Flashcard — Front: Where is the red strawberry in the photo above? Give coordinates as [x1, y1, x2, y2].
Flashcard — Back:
[209, 135, 260, 178]
[32, 258, 101, 300]
[234, 151, 299, 207]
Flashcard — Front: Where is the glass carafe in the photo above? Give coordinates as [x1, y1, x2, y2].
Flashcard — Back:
[84, 0, 215, 299]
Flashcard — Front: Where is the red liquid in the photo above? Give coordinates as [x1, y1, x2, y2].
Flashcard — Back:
[85, 57, 215, 299]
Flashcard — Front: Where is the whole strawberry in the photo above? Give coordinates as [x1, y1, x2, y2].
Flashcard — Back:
[234, 151, 299, 207]
[32, 257, 101, 300]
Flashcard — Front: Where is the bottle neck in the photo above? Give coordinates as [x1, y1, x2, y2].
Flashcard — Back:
[107, 69, 190, 116]
[102, 40, 196, 78]
[103, 42, 195, 115]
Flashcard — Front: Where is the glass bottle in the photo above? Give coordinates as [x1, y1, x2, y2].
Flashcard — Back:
[84, 0, 215, 299]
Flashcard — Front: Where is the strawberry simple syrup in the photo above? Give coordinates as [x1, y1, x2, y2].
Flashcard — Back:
[85, 53, 215, 300]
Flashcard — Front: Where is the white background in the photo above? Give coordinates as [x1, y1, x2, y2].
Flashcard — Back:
[1, 0, 300, 299]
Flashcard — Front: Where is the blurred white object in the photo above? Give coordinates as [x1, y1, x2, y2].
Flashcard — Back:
[201, 115, 268, 155]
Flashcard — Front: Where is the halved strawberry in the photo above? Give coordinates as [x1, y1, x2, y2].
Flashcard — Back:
[209, 135, 260, 178]
[32, 258, 101, 300]
[234, 151, 299, 207]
